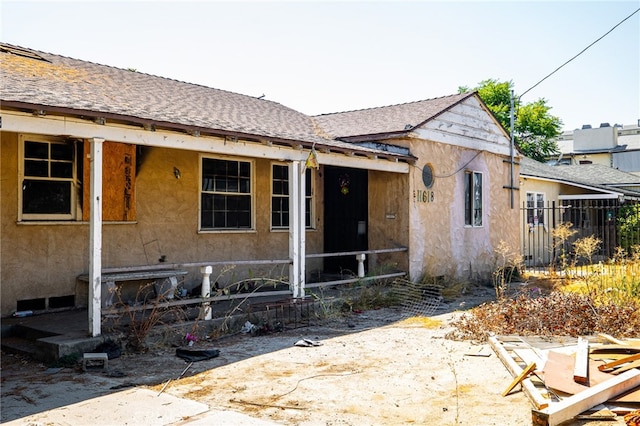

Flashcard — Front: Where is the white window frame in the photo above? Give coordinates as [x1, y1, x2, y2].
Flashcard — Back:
[464, 170, 483, 227]
[526, 191, 545, 226]
[270, 162, 314, 230]
[18, 134, 78, 221]
[199, 155, 255, 232]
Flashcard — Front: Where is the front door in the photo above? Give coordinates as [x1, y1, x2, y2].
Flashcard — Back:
[323, 166, 368, 273]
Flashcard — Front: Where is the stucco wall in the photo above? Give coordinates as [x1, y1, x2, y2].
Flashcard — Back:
[0, 137, 325, 315]
[407, 139, 519, 284]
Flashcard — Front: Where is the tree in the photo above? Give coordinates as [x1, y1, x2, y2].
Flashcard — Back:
[459, 79, 562, 162]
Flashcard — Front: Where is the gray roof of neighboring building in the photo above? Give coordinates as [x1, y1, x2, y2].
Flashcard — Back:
[520, 156, 640, 197]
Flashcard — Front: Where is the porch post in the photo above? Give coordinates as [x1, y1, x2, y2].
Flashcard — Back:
[88, 138, 104, 337]
[289, 161, 306, 298]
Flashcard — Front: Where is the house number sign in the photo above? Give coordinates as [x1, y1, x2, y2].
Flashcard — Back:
[414, 163, 435, 203]
[414, 189, 434, 203]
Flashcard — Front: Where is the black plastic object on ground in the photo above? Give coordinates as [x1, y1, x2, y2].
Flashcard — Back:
[175, 348, 220, 362]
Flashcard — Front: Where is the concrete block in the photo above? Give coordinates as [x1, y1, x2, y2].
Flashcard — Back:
[83, 352, 108, 371]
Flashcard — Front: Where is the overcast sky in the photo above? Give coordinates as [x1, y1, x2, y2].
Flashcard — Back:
[2, 1, 639, 131]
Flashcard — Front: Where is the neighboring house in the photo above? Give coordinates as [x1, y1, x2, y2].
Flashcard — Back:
[551, 121, 640, 174]
[1, 43, 518, 333]
[519, 156, 640, 267]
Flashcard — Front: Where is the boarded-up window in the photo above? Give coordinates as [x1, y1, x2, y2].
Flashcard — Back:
[82, 141, 136, 221]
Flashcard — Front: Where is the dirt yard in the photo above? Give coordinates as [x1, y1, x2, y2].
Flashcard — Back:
[0, 289, 629, 425]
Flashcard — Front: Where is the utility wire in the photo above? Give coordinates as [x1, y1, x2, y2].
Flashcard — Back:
[520, 7, 640, 99]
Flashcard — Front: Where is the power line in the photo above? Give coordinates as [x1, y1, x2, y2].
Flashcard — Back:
[520, 7, 640, 99]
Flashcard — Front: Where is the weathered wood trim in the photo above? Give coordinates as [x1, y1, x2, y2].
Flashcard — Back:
[2, 110, 410, 173]
[532, 369, 640, 426]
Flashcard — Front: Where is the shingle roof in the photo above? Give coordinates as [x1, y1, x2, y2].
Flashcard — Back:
[1, 43, 333, 142]
[520, 156, 640, 197]
[313, 92, 474, 139]
[0, 43, 405, 158]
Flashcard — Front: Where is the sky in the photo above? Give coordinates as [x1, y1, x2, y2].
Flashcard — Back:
[1, 1, 639, 132]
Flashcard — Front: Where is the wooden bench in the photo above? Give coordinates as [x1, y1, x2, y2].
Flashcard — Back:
[77, 269, 189, 308]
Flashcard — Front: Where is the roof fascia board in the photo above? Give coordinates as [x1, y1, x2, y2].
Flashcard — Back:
[559, 194, 620, 200]
[339, 131, 409, 143]
[1, 110, 409, 173]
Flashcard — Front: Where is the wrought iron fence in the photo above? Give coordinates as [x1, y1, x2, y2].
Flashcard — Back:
[521, 198, 640, 273]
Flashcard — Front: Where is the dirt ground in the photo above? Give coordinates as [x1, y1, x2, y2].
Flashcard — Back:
[0, 289, 630, 425]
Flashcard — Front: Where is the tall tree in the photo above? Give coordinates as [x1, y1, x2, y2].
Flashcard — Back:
[459, 79, 562, 162]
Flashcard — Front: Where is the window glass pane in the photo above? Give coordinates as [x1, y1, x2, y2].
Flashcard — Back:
[240, 177, 251, 193]
[24, 141, 48, 159]
[239, 162, 250, 177]
[213, 212, 226, 227]
[464, 173, 471, 225]
[237, 211, 251, 227]
[305, 172, 312, 194]
[473, 173, 482, 226]
[536, 193, 544, 225]
[51, 162, 73, 178]
[22, 180, 71, 214]
[51, 143, 74, 161]
[213, 195, 226, 210]
[238, 195, 251, 211]
[305, 198, 312, 227]
[24, 160, 48, 177]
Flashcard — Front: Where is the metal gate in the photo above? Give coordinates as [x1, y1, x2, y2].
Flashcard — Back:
[521, 199, 640, 271]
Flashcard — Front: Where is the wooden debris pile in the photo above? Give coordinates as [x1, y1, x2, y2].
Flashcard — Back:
[489, 334, 640, 426]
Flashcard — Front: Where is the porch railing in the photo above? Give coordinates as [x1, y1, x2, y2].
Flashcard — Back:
[96, 246, 408, 315]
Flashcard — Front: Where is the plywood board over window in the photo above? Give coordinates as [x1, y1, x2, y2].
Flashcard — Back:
[82, 141, 136, 222]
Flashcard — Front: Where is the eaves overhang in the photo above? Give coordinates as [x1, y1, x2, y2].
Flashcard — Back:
[1, 100, 415, 164]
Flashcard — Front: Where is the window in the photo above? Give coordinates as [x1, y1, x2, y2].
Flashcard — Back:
[526, 192, 545, 226]
[20, 137, 77, 220]
[464, 171, 482, 227]
[271, 164, 313, 229]
[200, 157, 252, 230]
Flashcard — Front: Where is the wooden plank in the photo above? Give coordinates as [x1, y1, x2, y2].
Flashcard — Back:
[489, 336, 549, 410]
[532, 369, 640, 426]
[612, 359, 640, 375]
[598, 333, 626, 345]
[543, 351, 614, 395]
[573, 337, 589, 385]
[503, 362, 536, 396]
[598, 353, 640, 372]
[514, 348, 546, 369]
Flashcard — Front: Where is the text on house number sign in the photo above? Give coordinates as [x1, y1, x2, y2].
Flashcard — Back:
[414, 189, 434, 203]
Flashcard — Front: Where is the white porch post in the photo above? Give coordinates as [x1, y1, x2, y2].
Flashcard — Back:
[289, 161, 306, 299]
[88, 138, 104, 337]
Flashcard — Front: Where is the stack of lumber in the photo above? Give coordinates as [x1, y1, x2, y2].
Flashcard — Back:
[489, 334, 640, 426]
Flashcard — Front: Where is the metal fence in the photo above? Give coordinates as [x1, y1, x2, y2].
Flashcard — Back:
[521, 198, 640, 272]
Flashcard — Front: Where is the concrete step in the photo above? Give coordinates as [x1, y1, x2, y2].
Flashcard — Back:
[1, 335, 45, 359]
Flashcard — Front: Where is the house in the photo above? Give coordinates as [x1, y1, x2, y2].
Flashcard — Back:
[1, 43, 518, 334]
[519, 156, 640, 267]
[551, 121, 640, 174]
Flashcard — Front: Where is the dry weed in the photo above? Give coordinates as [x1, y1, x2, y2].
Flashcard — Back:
[447, 291, 640, 342]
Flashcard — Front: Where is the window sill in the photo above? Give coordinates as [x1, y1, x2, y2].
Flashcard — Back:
[198, 229, 258, 234]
